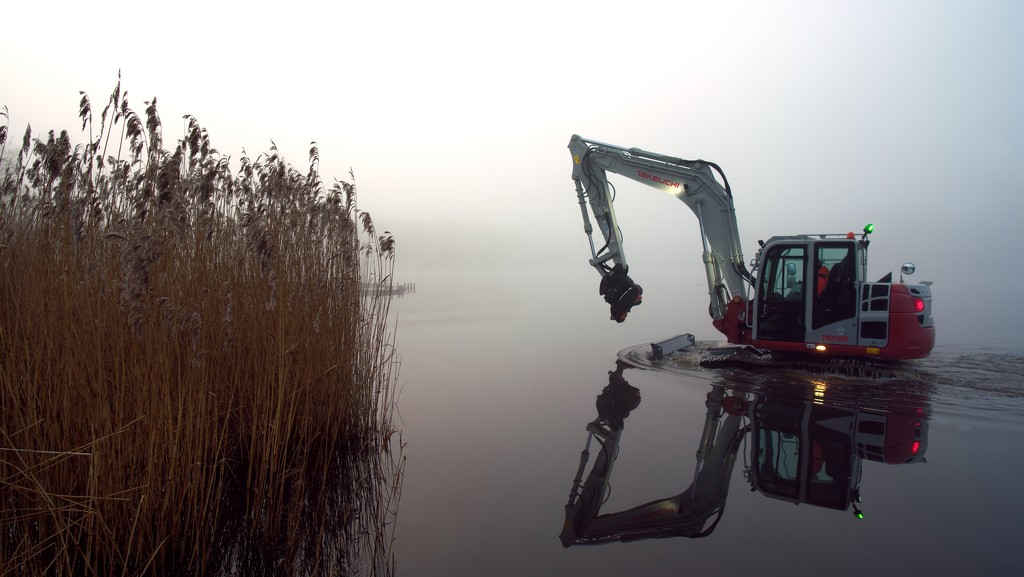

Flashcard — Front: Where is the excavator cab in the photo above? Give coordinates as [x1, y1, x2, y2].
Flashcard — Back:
[753, 238, 860, 351]
[749, 233, 934, 358]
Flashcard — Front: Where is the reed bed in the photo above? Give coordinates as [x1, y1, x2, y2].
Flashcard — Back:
[0, 79, 404, 576]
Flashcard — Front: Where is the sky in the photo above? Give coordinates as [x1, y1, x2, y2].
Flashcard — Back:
[3, 0, 1023, 346]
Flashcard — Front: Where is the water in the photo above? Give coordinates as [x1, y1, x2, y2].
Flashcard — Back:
[389, 270, 1024, 577]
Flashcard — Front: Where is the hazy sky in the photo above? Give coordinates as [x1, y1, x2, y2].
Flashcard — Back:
[3, 0, 1022, 346]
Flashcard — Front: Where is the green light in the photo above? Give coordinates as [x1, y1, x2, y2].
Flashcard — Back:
[855, 511, 864, 519]
[863, 223, 875, 234]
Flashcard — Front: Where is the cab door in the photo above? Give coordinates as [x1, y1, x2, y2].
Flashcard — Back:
[754, 244, 807, 342]
[810, 242, 858, 343]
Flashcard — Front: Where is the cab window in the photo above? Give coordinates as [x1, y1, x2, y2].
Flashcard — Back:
[813, 243, 856, 329]
[761, 246, 806, 303]
[757, 245, 806, 341]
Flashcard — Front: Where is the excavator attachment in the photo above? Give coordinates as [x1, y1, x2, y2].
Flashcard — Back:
[599, 264, 643, 323]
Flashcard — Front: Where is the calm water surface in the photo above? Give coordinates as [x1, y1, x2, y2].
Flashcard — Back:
[389, 271, 1024, 577]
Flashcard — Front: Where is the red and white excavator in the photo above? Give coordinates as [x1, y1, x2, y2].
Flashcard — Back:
[568, 135, 935, 361]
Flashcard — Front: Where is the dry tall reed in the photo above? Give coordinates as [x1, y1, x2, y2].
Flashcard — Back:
[0, 76, 404, 576]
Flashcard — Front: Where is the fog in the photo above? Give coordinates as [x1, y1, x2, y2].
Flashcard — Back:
[3, 0, 1022, 346]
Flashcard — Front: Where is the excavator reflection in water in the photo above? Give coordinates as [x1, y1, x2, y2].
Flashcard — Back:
[559, 362, 930, 547]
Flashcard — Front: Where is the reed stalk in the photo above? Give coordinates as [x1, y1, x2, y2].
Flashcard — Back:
[0, 78, 404, 576]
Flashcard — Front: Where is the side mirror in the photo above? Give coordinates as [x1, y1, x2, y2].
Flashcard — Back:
[900, 262, 916, 282]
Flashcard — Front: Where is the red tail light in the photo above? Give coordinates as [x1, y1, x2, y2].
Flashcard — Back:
[911, 441, 921, 454]
[913, 298, 925, 312]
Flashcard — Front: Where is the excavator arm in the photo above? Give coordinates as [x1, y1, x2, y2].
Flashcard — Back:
[569, 135, 752, 323]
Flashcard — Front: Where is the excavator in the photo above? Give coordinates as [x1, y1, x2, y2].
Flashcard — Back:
[568, 135, 935, 361]
[560, 362, 931, 546]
